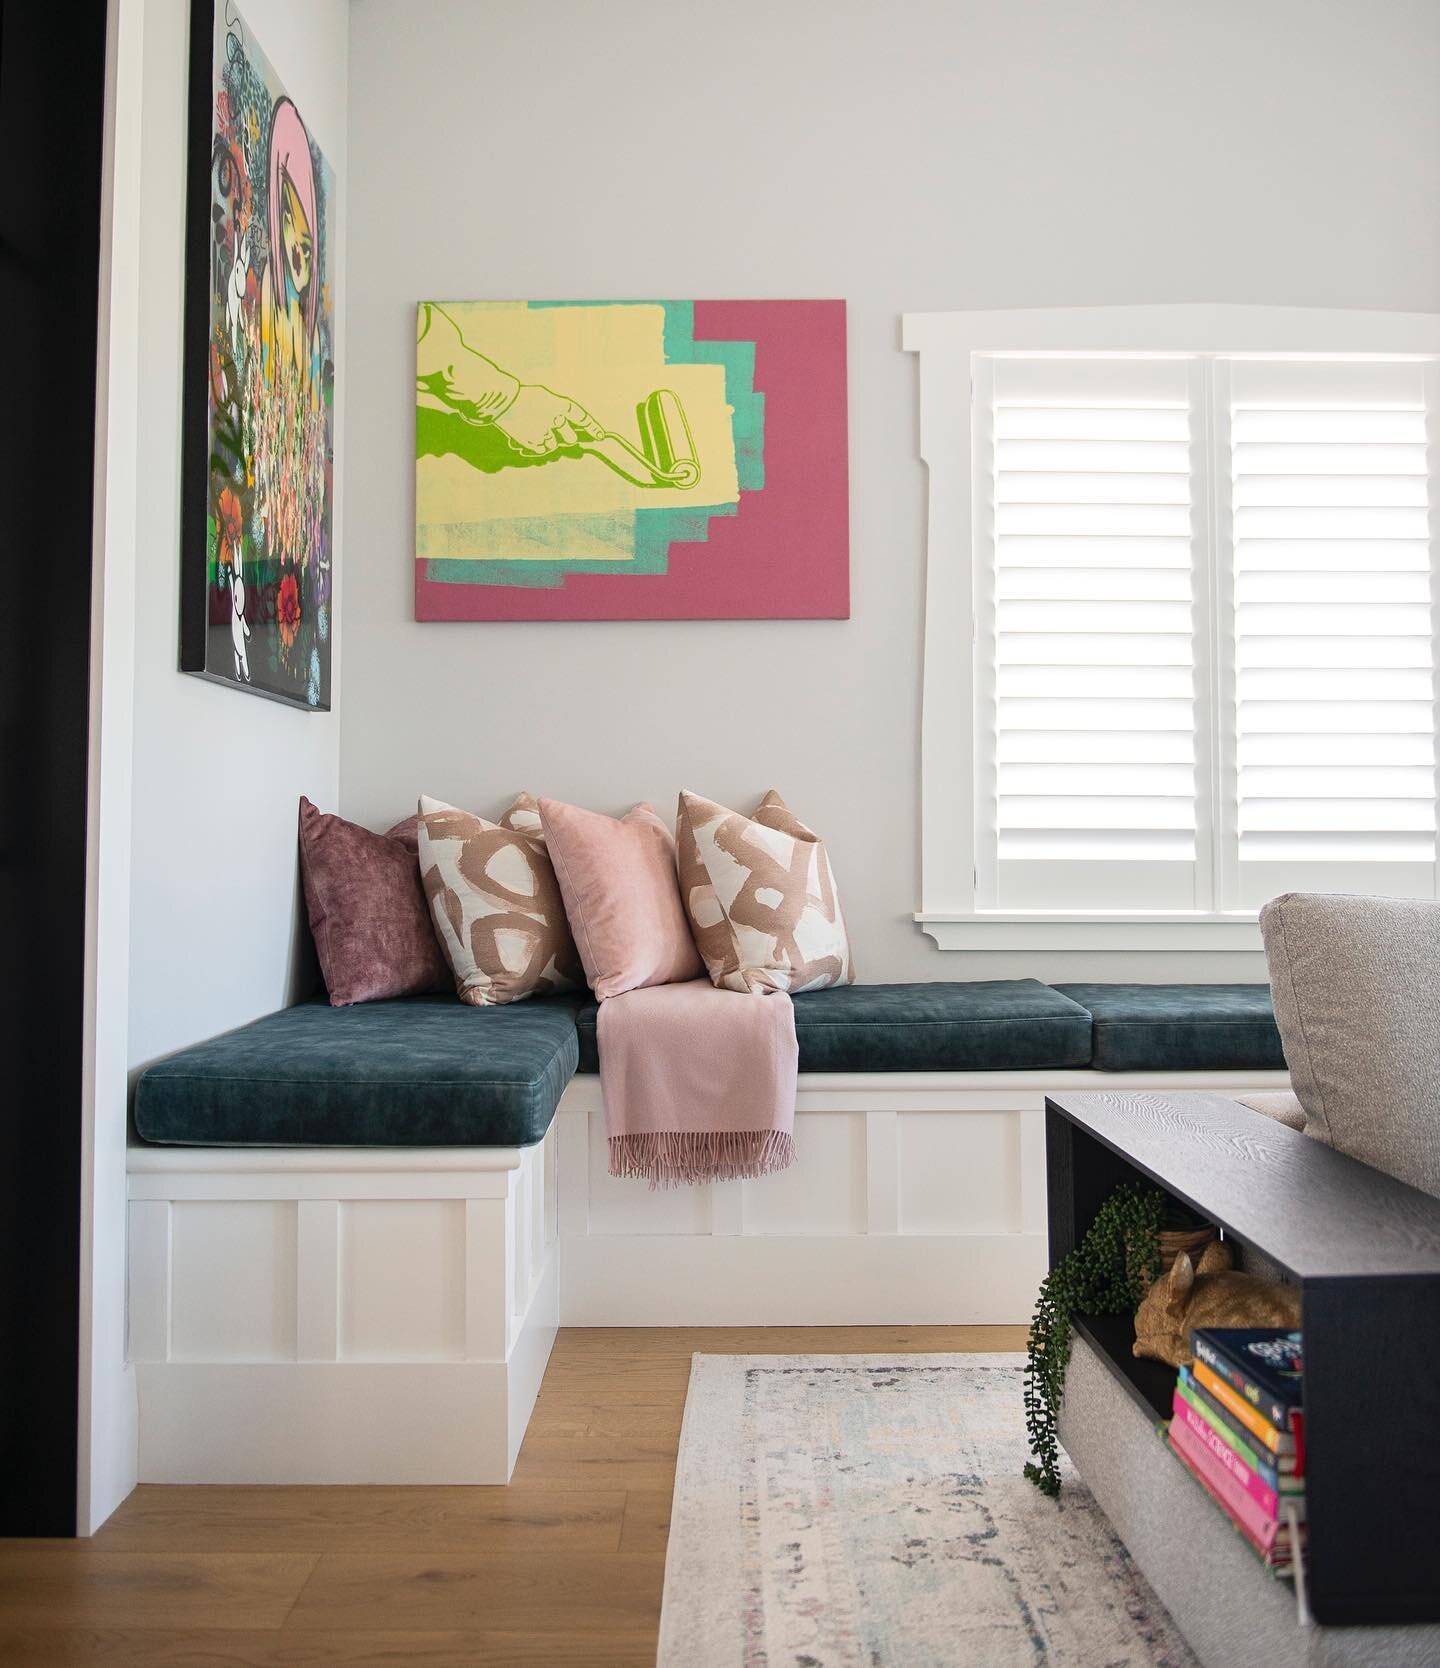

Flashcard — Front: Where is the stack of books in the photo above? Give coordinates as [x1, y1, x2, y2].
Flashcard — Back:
[1168, 1328, 1305, 1574]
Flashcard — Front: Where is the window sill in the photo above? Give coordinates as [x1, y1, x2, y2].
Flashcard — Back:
[914, 912, 1263, 953]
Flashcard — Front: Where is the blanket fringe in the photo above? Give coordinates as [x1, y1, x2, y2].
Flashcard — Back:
[607, 1129, 796, 1190]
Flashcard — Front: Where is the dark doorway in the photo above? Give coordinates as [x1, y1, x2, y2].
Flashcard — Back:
[0, 0, 110, 1534]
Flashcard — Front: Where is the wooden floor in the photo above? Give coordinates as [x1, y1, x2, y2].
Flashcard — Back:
[0, 1325, 1026, 1666]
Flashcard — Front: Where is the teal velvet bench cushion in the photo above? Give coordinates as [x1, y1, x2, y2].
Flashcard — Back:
[132, 981, 1288, 1148]
[133, 992, 584, 1146]
[573, 979, 1094, 1075]
[1052, 983, 1285, 1074]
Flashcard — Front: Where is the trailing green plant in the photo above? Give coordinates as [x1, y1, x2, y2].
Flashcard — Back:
[1023, 1181, 1164, 1496]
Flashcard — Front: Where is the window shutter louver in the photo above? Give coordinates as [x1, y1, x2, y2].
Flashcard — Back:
[979, 358, 1207, 911]
[1225, 360, 1437, 873]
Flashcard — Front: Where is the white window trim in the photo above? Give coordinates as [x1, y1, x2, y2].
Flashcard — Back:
[904, 304, 1440, 952]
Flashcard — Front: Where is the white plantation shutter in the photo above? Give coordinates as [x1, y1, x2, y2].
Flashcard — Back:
[969, 348, 1439, 918]
[1221, 359, 1438, 905]
[977, 357, 1209, 911]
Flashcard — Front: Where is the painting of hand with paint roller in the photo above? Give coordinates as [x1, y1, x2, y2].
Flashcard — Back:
[414, 297, 848, 622]
[417, 302, 700, 489]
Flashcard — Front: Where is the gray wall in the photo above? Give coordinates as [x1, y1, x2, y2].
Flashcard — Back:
[340, 0, 1440, 982]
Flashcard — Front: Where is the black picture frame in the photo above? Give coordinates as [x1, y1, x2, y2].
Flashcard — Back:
[178, 0, 213, 685]
[179, 0, 336, 711]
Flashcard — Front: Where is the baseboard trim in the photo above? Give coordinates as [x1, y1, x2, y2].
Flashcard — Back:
[561, 1231, 1046, 1326]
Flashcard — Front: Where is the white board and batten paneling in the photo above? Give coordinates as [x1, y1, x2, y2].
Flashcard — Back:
[126, 1064, 1288, 1483]
[555, 1067, 1290, 1326]
[126, 1133, 557, 1485]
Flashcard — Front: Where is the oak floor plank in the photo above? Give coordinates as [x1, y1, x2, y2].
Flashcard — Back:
[281, 1551, 662, 1633]
[0, 1549, 319, 1631]
[534, 1363, 697, 1406]
[524, 1400, 686, 1442]
[0, 1632, 289, 1668]
[93, 1486, 627, 1554]
[507, 1434, 679, 1493]
[618, 1491, 672, 1559]
[0, 1627, 658, 1666]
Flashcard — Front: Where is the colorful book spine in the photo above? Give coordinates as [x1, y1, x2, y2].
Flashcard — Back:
[1193, 1333, 1300, 1432]
[1192, 1359, 1304, 1471]
[1172, 1395, 1304, 1521]
[1176, 1371, 1301, 1492]
[1170, 1412, 1296, 1561]
[1169, 1424, 1296, 1571]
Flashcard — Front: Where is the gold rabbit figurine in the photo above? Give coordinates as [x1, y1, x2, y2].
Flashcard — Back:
[1133, 1239, 1301, 1368]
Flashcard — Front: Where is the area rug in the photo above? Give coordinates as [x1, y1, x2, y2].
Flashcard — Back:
[657, 1353, 1197, 1668]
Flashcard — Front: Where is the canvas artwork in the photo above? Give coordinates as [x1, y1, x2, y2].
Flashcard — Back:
[180, 0, 336, 708]
[414, 300, 849, 620]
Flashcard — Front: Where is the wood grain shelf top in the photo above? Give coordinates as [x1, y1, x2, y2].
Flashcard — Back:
[1048, 1089, 1440, 1281]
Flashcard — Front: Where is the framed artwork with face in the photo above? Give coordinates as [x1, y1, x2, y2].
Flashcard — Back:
[179, 0, 336, 708]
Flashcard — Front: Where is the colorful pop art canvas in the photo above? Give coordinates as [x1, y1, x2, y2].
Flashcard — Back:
[414, 301, 849, 620]
[180, 1, 336, 709]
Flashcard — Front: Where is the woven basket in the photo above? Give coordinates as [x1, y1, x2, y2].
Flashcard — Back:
[1158, 1225, 1218, 1273]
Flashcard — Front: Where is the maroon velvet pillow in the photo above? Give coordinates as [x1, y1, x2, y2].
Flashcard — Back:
[385, 813, 422, 854]
[298, 798, 449, 1006]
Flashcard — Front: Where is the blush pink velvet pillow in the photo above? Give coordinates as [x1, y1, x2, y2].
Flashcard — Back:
[298, 798, 449, 1006]
[538, 799, 703, 1000]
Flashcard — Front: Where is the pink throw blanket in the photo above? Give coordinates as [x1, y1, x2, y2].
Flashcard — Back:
[598, 979, 798, 1187]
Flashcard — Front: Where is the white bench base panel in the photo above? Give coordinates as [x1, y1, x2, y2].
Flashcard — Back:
[125, 1066, 1288, 1483]
[127, 1135, 557, 1484]
[558, 1068, 1290, 1325]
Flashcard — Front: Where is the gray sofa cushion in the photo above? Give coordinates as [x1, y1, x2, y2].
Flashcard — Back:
[1260, 892, 1440, 1197]
[1232, 1090, 1306, 1132]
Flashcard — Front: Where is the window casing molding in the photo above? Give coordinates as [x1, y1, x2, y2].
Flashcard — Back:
[904, 305, 1440, 951]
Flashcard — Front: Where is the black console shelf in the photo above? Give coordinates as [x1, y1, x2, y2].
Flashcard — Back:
[1047, 1089, 1440, 1629]
[1071, 1311, 1174, 1423]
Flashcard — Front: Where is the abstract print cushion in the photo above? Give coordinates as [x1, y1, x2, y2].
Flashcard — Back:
[297, 797, 450, 1007]
[538, 798, 704, 1000]
[676, 789, 855, 994]
[417, 793, 582, 1005]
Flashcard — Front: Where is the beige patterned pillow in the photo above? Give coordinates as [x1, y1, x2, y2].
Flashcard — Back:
[676, 789, 855, 995]
[417, 793, 582, 1005]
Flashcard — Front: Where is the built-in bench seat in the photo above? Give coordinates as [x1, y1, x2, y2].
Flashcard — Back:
[135, 981, 1287, 1148]
[575, 979, 1094, 1075]
[125, 978, 1291, 1487]
[134, 991, 584, 1147]
[1052, 983, 1288, 1074]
